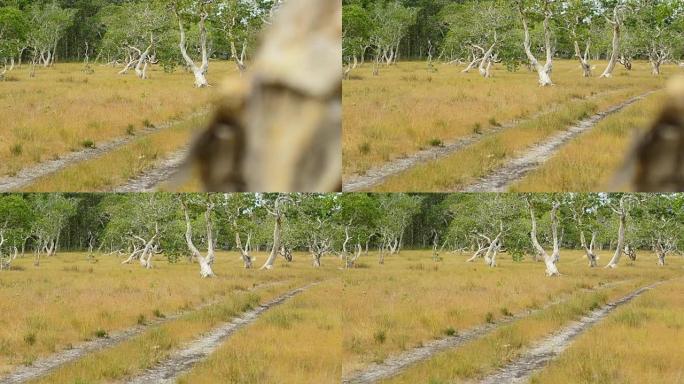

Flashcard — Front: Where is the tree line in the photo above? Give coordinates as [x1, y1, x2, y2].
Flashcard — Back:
[0, 193, 682, 277]
[0, 0, 282, 85]
[343, 0, 684, 84]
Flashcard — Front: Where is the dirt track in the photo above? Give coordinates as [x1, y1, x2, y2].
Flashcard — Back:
[126, 283, 315, 384]
[478, 281, 664, 384]
[342, 89, 628, 192]
[113, 147, 189, 192]
[341, 280, 629, 384]
[0, 111, 206, 192]
[0, 281, 280, 384]
[461, 91, 655, 192]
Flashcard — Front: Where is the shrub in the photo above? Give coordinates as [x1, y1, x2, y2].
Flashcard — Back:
[473, 123, 483, 134]
[142, 119, 155, 128]
[443, 327, 457, 336]
[23, 332, 36, 346]
[359, 142, 371, 155]
[81, 140, 95, 149]
[500, 307, 513, 317]
[429, 138, 443, 147]
[9, 143, 22, 156]
[94, 329, 108, 338]
[485, 312, 495, 323]
[126, 124, 136, 136]
[153, 309, 165, 318]
[137, 314, 146, 325]
[373, 330, 386, 344]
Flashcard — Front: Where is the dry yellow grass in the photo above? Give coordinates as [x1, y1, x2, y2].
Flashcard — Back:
[178, 278, 342, 384]
[371, 87, 649, 191]
[0, 251, 336, 379]
[343, 60, 673, 190]
[510, 92, 667, 192]
[0, 62, 235, 180]
[531, 278, 684, 384]
[21, 114, 209, 192]
[341, 250, 683, 379]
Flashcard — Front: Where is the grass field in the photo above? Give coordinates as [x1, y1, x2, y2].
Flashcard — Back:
[529, 277, 684, 384]
[343, 60, 678, 191]
[341, 250, 684, 383]
[0, 62, 236, 191]
[0, 251, 339, 382]
[2, 249, 681, 383]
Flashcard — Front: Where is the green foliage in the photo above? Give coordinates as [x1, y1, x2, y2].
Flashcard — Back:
[0, 6, 28, 59]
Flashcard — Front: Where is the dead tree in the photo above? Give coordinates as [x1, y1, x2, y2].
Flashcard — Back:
[185, 0, 341, 192]
[121, 224, 159, 269]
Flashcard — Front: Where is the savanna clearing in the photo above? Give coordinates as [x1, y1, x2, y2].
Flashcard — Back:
[0, 251, 340, 384]
[342, 250, 684, 384]
[0, 62, 237, 192]
[342, 60, 679, 192]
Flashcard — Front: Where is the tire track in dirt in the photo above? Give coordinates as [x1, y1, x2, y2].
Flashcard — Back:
[478, 280, 665, 384]
[341, 280, 629, 384]
[126, 283, 316, 384]
[0, 111, 207, 192]
[461, 91, 656, 192]
[342, 90, 626, 192]
[113, 147, 189, 192]
[0, 281, 282, 384]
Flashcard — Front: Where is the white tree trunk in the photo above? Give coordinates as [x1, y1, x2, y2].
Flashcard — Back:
[601, 10, 621, 78]
[260, 200, 284, 270]
[518, 4, 554, 87]
[606, 198, 628, 268]
[478, 42, 496, 78]
[176, 11, 210, 88]
[181, 200, 215, 278]
[650, 59, 661, 76]
[483, 234, 502, 268]
[528, 201, 560, 276]
[580, 230, 598, 267]
[135, 44, 152, 80]
[574, 40, 592, 77]
[235, 230, 253, 269]
[121, 243, 143, 264]
[312, 252, 322, 267]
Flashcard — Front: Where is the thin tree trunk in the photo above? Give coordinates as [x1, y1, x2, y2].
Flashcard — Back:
[518, 4, 554, 86]
[606, 197, 628, 268]
[176, 11, 209, 88]
[601, 8, 622, 78]
[181, 200, 215, 278]
[528, 201, 560, 276]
